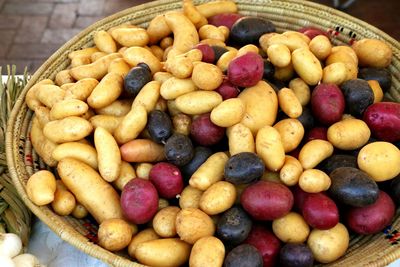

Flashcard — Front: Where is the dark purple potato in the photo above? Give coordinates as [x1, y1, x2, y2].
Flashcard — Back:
[211, 45, 229, 63]
[263, 60, 275, 80]
[279, 243, 314, 267]
[341, 79, 374, 117]
[358, 67, 392, 92]
[164, 133, 194, 166]
[297, 107, 315, 131]
[190, 113, 225, 146]
[224, 244, 263, 267]
[180, 146, 213, 179]
[224, 152, 265, 184]
[318, 154, 358, 174]
[147, 110, 172, 144]
[390, 175, 400, 205]
[149, 162, 183, 198]
[217, 206, 252, 246]
[230, 17, 276, 45]
[124, 63, 152, 97]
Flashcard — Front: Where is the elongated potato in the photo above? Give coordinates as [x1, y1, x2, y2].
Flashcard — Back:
[70, 53, 121, 80]
[273, 118, 304, 153]
[352, 38, 392, 68]
[292, 48, 323, 85]
[108, 58, 131, 77]
[26, 170, 56, 206]
[93, 30, 117, 53]
[52, 181, 76, 216]
[113, 161, 136, 191]
[50, 99, 89, 120]
[68, 47, 99, 60]
[327, 119, 371, 150]
[64, 78, 99, 101]
[114, 104, 148, 144]
[132, 81, 161, 112]
[210, 98, 245, 127]
[26, 79, 54, 110]
[278, 88, 303, 118]
[152, 206, 180, 238]
[299, 169, 331, 193]
[90, 115, 123, 135]
[120, 139, 165, 162]
[322, 62, 347, 85]
[190, 236, 225, 267]
[196, 0, 237, 18]
[179, 185, 203, 209]
[299, 140, 334, 169]
[123, 47, 162, 74]
[309, 35, 332, 60]
[227, 123, 255, 155]
[147, 14, 172, 44]
[183, 0, 206, 25]
[256, 125, 286, 171]
[70, 55, 91, 68]
[262, 33, 308, 52]
[30, 117, 58, 167]
[95, 99, 132, 117]
[36, 84, 65, 108]
[160, 77, 196, 100]
[199, 24, 225, 41]
[199, 181, 236, 215]
[267, 44, 291, 67]
[176, 208, 215, 244]
[55, 69, 74, 86]
[280, 155, 303, 186]
[87, 72, 123, 109]
[111, 27, 149, 47]
[176, 91, 222, 115]
[153, 71, 174, 84]
[57, 158, 123, 223]
[52, 142, 98, 169]
[43, 116, 93, 143]
[34, 106, 51, 128]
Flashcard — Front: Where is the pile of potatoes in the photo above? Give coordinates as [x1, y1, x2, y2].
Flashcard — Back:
[24, 0, 400, 266]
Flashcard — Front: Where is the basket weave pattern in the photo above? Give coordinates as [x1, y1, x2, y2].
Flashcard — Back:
[6, 0, 400, 266]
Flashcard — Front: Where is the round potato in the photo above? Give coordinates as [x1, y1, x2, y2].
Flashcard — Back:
[299, 169, 331, 193]
[273, 118, 304, 153]
[327, 118, 371, 150]
[279, 156, 303, 186]
[352, 38, 392, 68]
[179, 185, 203, 209]
[272, 212, 310, 243]
[98, 218, 133, 251]
[227, 123, 255, 156]
[26, 170, 56, 206]
[175, 208, 215, 244]
[152, 206, 180, 238]
[189, 236, 225, 267]
[210, 98, 245, 127]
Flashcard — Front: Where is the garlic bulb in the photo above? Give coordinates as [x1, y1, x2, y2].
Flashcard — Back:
[0, 254, 16, 267]
[0, 233, 22, 258]
[13, 254, 39, 267]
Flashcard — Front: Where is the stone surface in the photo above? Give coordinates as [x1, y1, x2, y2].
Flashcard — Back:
[14, 16, 48, 43]
[49, 3, 78, 28]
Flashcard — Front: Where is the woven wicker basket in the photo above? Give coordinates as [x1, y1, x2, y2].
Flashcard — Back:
[5, 0, 400, 266]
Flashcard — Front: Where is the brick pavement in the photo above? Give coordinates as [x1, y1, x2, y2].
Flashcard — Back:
[0, 0, 398, 74]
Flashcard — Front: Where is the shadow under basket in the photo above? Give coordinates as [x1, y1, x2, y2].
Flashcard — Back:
[5, 0, 400, 266]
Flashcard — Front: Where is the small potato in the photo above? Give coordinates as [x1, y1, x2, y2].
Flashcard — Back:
[128, 228, 160, 258]
[153, 71, 173, 83]
[367, 80, 384, 103]
[227, 123, 255, 155]
[95, 99, 132, 117]
[34, 106, 51, 128]
[50, 99, 89, 120]
[26, 79, 54, 110]
[26, 170, 56, 206]
[358, 142, 400, 182]
[352, 38, 392, 68]
[189, 152, 228, 191]
[176, 91, 222, 115]
[164, 49, 202, 79]
[132, 81, 161, 112]
[152, 206, 180, 237]
[52, 181, 76, 216]
[326, 51, 358, 81]
[136, 163, 153, 179]
[327, 118, 371, 150]
[256, 126, 285, 171]
[192, 62, 223, 91]
[172, 113, 192, 135]
[43, 116, 93, 143]
[94, 30, 117, 53]
[87, 72, 123, 109]
[322, 62, 347, 85]
[190, 236, 225, 267]
[179, 185, 203, 209]
[272, 212, 310, 243]
[114, 104, 147, 145]
[176, 208, 215, 244]
[120, 139, 165, 163]
[147, 14, 173, 44]
[30, 117, 58, 167]
[113, 161, 136, 190]
[273, 118, 304, 153]
[308, 223, 349, 263]
[91, 51, 108, 62]
[150, 45, 164, 61]
[108, 58, 131, 77]
[292, 48, 323, 85]
[267, 44, 291, 67]
[160, 77, 196, 100]
[90, 115, 123, 135]
[200, 181, 236, 215]
[64, 78, 99, 101]
[135, 238, 191, 267]
[299, 139, 334, 169]
[70, 53, 121, 80]
[52, 142, 98, 169]
[331, 45, 358, 64]
[309, 35, 332, 60]
[160, 37, 173, 50]
[216, 50, 238, 72]
[278, 88, 303, 118]
[274, 62, 295, 82]
[299, 169, 331, 193]
[123, 46, 162, 74]
[36, 84, 65, 108]
[237, 44, 259, 57]
[95, 127, 121, 182]
[55, 69, 74, 86]
[70, 55, 91, 68]
[111, 27, 149, 47]
[279, 156, 303, 186]
[60, 83, 75, 91]
[68, 47, 99, 60]
[210, 98, 245, 127]
[98, 218, 133, 251]
[264, 33, 309, 52]
[72, 203, 89, 219]
[155, 97, 167, 112]
[199, 24, 225, 41]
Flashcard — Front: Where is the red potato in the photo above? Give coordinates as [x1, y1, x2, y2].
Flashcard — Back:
[311, 83, 345, 125]
[215, 80, 240, 100]
[298, 26, 329, 39]
[190, 113, 225, 146]
[346, 190, 395, 235]
[149, 162, 184, 198]
[363, 102, 400, 142]
[292, 186, 309, 211]
[241, 181, 294, 221]
[228, 52, 264, 87]
[305, 127, 328, 142]
[244, 225, 281, 267]
[194, 44, 215, 63]
[208, 13, 243, 30]
[121, 178, 159, 224]
[302, 193, 339, 230]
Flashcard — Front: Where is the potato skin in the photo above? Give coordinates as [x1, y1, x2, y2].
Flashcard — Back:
[224, 244, 263, 267]
[272, 212, 310, 243]
[175, 208, 215, 244]
[302, 193, 339, 230]
[189, 236, 225, 267]
[199, 181, 237, 215]
[327, 118, 371, 150]
[311, 83, 345, 125]
[352, 38, 392, 68]
[98, 219, 133, 251]
[152, 206, 180, 238]
[26, 170, 56, 206]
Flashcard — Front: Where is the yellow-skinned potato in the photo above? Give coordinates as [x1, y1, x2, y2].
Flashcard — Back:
[43, 116, 93, 143]
[216, 50, 237, 72]
[34, 106, 51, 128]
[227, 123, 255, 155]
[94, 127, 121, 182]
[49, 99, 89, 120]
[256, 125, 285, 171]
[36, 84, 65, 108]
[292, 48, 323, 85]
[113, 161, 136, 190]
[172, 113, 192, 135]
[164, 11, 199, 54]
[91, 51, 108, 62]
[176, 91, 222, 115]
[70, 53, 121, 80]
[70, 55, 91, 68]
[147, 14, 172, 45]
[98, 218, 133, 251]
[299, 139, 334, 169]
[114, 104, 147, 144]
[30, 117, 58, 167]
[135, 238, 191, 267]
[123, 47, 162, 75]
[237, 44, 259, 57]
[282, 31, 311, 44]
[274, 62, 295, 82]
[132, 80, 161, 112]
[64, 78, 99, 101]
[72, 203, 89, 219]
[280, 156, 303, 186]
[210, 98, 245, 127]
[135, 163, 153, 179]
[261, 170, 282, 184]
[128, 228, 160, 259]
[120, 139, 165, 163]
[272, 212, 310, 243]
[192, 62, 223, 91]
[26, 79, 54, 110]
[199, 181, 236, 215]
[176, 208, 215, 244]
[218, 26, 230, 40]
[267, 44, 291, 67]
[150, 45, 164, 62]
[327, 118, 371, 150]
[68, 47, 99, 60]
[87, 72, 123, 109]
[158, 198, 169, 210]
[111, 27, 149, 47]
[262, 33, 308, 52]
[352, 38, 392, 68]
[26, 170, 56, 206]
[331, 46, 358, 64]
[160, 36, 173, 50]
[299, 169, 331, 193]
[108, 58, 131, 77]
[368, 80, 384, 103]
[55, 69, 74, 86]
[199, 24, 225, 41]
[160, 77, 196, 100]
[357, 142, 400, 181]
[95, 99, 132, 117]
[153, 71, 173, 84]
[93, 30, 117, 53]
[190, 236, 225, 267]
[51, 181, 76, 216]
[179, 185, 203, 209]
[90, 115, 123, 135]
[326, 51, 358, 81]
[52, 142, 98, 169]
[309, 35, 332, 60]
[200, 38, 226, 47]
[164, 49, 202, 79]
[58, 158, 123, 223]
[152, 206, 180, 238]
[183, 0, 205, 25]
[167, 100, 181, 116]
[278, 88, 303, 119]
[196, 0, 237, 18]
[60, 82, 75, 91]
[273, 118, 304, 153]
[189, 152, 228, 191]
[308, 223, 349, 263]
[322, 62, 348, 85]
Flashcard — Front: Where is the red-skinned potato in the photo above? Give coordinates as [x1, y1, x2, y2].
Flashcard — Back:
[194, 43, 215, 63]
[292, 186, 309, 211]
[190, 113, 225, 146]
[302, 193, 339, 230]
[298, 26, 329, 39]
[305, 127, 328, 142]
[215, 80, 240, 100]
[311, 83, 345, 125]
[228, 52, 264, 87]
[208, 13, 243, 30]
[149, 162, 184, 199]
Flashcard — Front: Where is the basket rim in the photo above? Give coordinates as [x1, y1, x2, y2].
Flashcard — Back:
[5, 0, 400, 266]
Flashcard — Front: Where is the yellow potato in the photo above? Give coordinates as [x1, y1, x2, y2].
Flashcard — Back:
[93, 30, 117, 53]
[52, 142, 98, 169]
[147, 14, 172, 45]
[26, 170, 56, 206]
[135, 163, 153, 179]
[282, 31, 311, 44]
[72, 203, 89, 219]
[172, 113, 192, 135]
[51, 181, 76, 216]
[200, 38, 226, 47]
[326, 50, 358, 81]
[237, 44, 259, 57]
[114, 104, 147, 145]
[196, 1, 237, 18]
[274, 62, 295, 82]
[49, 99, 89, 120]
[175, 208, 215, 244]
[120, 139, 165, 163]
[199, 24, 225, 41]
[261, 170, 282, 184]
[278, 88, 303, 119]
[368, 80, 384, 103]
[36, 84, 65, 108]
[128, 228, 160, 259]
[91, 51, 108, 62]
[135, 238, 191, 267]
[272, 212, 310, 243]
[352, 38, 392, 68]
[292, 48, 323, 85]
[68, 47, 99, 60]
[322, 62, 348, 85]
[94, 127, 121, 182]
[256, 126, 285, 171]
[210, 98, 245, 127]
[159, 36, 173, 50]
[327, 118, 371, 150]
[273, 118, 304, 153]
[108, 58, 131, 77]
[89, 115, 123, 135]
[70, 53, 121, 80]
[164, 49, 202, 79]
[299, 169, 331, 193]
[262, 33, 308, 52]
[150, 45, 164, 61]
[55, 69, 74, 86]
[98, 218, 133, 251]
[192, 62, 223, 91]
[160, 77, 196, 100]
[227, 123, 255, 155]
[111, 27, 149, 47]
[176, 91, 222, 115]
[238, 81, 278, 135]
[299, 140, 334, 169]
[95, 99, 132, 117]
[26, 79, 54, 110]
[123, 46, 162, 74]
[87, 72, 123, 109]
[179, 185, 203, 209]
[34, 106, 51, 128]
[113, 161, 136, 191]
[216, 50, 238, 72]
[152, 206, 180, 238]
[189, 152, 228, 191]
[357, 142, 400, 181]
[309, 35, 332, 60]
[30, 117, 58, 167]
[267, 44, 291, 67]
[64, 78, 99, 101]
[167, 100, 181, 116]
[153, 71, 174, 84]
[189, 236, 225, 267]
[132, 81, 161, 112]
[70, 55, 91, 68]
[218, 26, 230, 40]
[308, 223, 349, 263]
[331, 45, 358, 64]
[43, 116, 93, 143]
[199, 181, 236, 215]
[279, 156, 303, 186]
